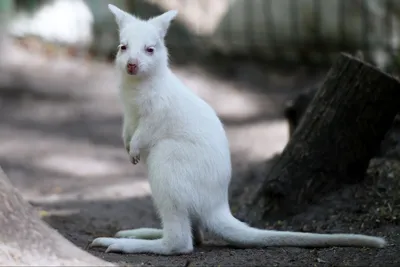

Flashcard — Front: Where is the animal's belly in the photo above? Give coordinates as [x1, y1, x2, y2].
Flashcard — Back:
[149, 138, 230, 169]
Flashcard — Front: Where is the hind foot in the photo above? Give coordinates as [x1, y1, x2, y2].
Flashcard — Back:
[90, 237, 193, 255]
[113, 227, 203, 245]
[115, 228, 163, 240]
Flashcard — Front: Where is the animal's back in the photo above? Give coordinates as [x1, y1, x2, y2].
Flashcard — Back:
[165, 72, 230, 161]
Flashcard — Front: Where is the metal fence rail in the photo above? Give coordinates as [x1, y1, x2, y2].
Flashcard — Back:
[163, 0, 400, 69]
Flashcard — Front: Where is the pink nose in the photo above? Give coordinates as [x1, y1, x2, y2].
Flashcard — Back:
[127, 63, 138, 74]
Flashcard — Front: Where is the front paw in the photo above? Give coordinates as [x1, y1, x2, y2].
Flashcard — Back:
[130, 154, 140, 165]
[129, 142, 140, 165]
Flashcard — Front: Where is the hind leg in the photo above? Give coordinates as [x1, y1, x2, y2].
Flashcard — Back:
[91, 169, 193, 255]
[91, 206, 193, 255]
[90, 148, 198, 254]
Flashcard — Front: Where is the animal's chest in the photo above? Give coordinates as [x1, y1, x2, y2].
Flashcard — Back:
[120, 89, 168, 137]
[120, 94, 138, 131]
[125, 104, 139, 128]
[119, 84, 141, 127]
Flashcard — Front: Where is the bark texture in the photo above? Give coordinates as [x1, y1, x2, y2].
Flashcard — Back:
[0, 168, 114, 266]
[252, 53, 400, 221]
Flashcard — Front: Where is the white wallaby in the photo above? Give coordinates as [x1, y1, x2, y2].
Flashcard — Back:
[90, 4, 387, 255]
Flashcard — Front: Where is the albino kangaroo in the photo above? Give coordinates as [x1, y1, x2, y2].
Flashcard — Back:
[90, 4, 387, 255]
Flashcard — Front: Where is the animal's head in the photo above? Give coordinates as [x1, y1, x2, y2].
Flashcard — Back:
[108, 4, 178, 78]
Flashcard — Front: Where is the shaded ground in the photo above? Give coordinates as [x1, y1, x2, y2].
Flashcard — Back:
[0, 40, 399, 266]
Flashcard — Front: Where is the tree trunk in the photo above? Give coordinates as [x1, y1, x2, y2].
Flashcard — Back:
[0, 168, 114, 266]
[250, 53, 400, 221]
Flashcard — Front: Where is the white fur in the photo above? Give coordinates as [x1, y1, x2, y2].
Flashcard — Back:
[90, 4, 387, 255]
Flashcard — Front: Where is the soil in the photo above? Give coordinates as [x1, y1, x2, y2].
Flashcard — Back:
[0, 40, 399, 266]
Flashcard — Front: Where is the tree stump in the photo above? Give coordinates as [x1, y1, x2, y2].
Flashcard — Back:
[284, 87, 400, 161]
[251, 53, 400, 221]
[0, 168, 114, 266]
[284, 86, 319, 137]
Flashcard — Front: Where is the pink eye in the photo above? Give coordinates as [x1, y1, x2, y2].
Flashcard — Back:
[120, 45, 127, 51]
[145, 46, 154, 54]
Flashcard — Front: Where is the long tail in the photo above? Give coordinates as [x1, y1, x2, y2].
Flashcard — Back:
[205, 208, 386, 248]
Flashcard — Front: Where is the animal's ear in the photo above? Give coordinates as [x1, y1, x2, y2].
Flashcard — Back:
[108, 4, 134, 28]
[148, 10, 178, 39]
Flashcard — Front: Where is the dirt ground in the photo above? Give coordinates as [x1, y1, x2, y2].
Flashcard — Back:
[0, 40, 399, 266]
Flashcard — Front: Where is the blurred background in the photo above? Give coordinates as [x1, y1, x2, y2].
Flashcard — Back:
[2, 0, 399, 67]
[0, 0, 399, 265]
